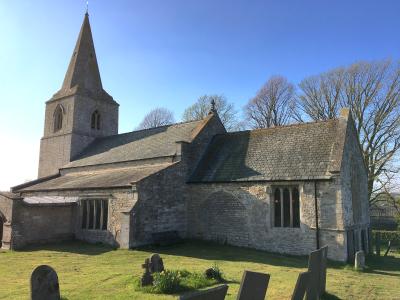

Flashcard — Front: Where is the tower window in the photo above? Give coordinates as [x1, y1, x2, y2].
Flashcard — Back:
[91, 110, 101, 130]
[53, 105, 64, 132]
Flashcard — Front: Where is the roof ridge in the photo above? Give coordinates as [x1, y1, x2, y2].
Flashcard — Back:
[100, 118, 205, 140]
[219, 118, 338, 137]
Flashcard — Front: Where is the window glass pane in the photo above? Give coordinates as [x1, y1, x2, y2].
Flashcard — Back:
[274, 188, 281, 227]
[95, 200, 102, 230]
[292, 187, 300, 227]
[96, 114, 101, 130]
[81, 201, 87, 229]
[283, 188, 291, 227]
[102, 200, 108, 230]
[88, 200, 94, 229]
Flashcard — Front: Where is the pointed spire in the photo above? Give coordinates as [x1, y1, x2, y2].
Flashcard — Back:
[54, 13, 104, 99]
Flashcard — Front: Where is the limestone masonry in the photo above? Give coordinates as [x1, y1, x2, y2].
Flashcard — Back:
[0, 13, 370, 262]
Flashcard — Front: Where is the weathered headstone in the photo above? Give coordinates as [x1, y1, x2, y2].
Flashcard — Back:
[30, 265, 60, 300]
[306, 246, 328, 300]
[319, 246, 328, 295]
[355, 251, 365, 271]
[149, 253, 164, 273]
[141, 258, 153, 286]
[179, 284, 228, 300]
[292, 271, 311, 300]
[237, 270, 270, 300]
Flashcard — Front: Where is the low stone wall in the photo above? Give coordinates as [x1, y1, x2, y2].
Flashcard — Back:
[11, 201, 76, 249]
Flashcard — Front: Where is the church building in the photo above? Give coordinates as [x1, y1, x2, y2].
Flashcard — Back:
[0, 13, 370, 262]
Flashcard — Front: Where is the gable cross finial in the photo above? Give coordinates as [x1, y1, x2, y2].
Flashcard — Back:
[209, 99, 217, 114]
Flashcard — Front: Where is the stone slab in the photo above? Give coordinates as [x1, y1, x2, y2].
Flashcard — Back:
[237, 270, 270, 300]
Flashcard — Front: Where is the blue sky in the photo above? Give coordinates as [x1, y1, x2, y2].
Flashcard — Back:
[0, 0, 399, 189]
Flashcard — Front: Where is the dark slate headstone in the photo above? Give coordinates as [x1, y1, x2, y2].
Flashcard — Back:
[149, 253, 165, 273]
[306, 249, 322, 300]
[141, 258, 153, 286]
[306, 246, 328, 300]
[237, 270, 270, 300]
[291, 271, 311, 300]
[30, 265, 60, 300]
[179, 284, 228, 300]
[319, 246, 328, 295]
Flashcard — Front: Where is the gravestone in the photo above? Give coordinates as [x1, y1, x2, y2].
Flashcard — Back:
[179, 284, 228, 300]
[292, 271, 311, 300]
[306, 246, 328, 300]
[354, 251, 365, 271]
[30, 265, 60, 300]
[141, 258, 153, 286]
[237, 270, 270, 300]
[319, 246, 328, 294]
[149, 253, 164, 273]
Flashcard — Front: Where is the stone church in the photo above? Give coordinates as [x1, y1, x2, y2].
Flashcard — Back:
[0, 13, 370, 262]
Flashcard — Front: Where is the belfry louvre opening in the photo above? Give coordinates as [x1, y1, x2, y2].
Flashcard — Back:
[80, 199, 108, 231]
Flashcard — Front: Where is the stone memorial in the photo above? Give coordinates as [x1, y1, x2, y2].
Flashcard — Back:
[306, 246, 328, 300]
[141, 258, 153, 286]
[149, 253, 165, 273]
[291, 271, 311, 300]
[237, 270, 270, 300]
[30, 265, 60, 300]
[355, 251, 365, 271]
[179, 284, 228, 300]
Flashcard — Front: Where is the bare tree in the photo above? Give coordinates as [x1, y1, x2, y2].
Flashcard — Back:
[182, 94, 239, 131]
[245, 76, 296, 129]
[297, 60, 400, 204]
[137, 107, 175, 130]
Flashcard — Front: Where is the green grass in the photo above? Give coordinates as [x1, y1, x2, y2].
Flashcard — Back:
[0, 241, 399, 299]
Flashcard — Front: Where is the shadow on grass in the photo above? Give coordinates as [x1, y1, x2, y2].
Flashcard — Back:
[363, 255, 400, 277]
[18, 240, 115, 255]
[321, 292, 342, 300]
[139, 240, 310, 269]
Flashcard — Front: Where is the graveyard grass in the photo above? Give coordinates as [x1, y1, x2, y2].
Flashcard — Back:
[0, 241, 399, 300]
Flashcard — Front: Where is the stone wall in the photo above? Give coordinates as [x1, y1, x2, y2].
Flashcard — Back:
[11, 202, 76, 249]
[133, 163, 186, 246]
[187, 181, 348, 262]
[340, 113, 370, 255]
[39, 94, 119, 178]
[0, 194, 16, 249]
[15, 187, 135, 249]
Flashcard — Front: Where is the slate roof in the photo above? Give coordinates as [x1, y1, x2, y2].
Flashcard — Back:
[65, 120, 204, 169]
[190, 119, 344, 182]
[17, 164, 172, 192]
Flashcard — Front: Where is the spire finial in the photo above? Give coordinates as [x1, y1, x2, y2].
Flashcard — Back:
[209, 99, 217, 114]
[86, 1, 89, 14]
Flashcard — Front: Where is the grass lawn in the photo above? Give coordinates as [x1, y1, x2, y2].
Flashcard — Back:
[0, 241, 399, 300]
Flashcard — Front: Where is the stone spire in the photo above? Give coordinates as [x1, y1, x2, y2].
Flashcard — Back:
[52, 13, 110, 100]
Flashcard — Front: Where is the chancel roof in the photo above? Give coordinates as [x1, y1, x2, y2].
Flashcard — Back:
[190, 118, 346, 182]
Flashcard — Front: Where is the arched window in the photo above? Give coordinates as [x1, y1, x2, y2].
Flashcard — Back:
[274, 188, 281, 227]
[53, 105, 64, 132]
[273, 186, 300, 228]
[91, 110, 101, 130]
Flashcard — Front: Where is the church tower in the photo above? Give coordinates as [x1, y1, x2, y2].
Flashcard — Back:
[38, 13, 119, 178]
